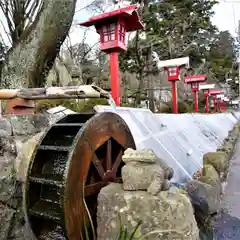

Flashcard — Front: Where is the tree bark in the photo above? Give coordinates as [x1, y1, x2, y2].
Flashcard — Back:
[1, 0, 77, 89]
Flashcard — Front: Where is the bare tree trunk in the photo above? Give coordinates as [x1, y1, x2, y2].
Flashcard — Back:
[1, 0, 77, 89]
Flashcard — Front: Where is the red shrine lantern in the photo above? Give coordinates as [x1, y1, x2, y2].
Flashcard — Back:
[167, 67, 180, 81]
[184, 75, 207, 113]
[99, 21, 126, 51]
[184, 75, 206, 91]
[209, 89, 222, 113]
[80, 5, 143, 53]
[79, 5, 144, 106]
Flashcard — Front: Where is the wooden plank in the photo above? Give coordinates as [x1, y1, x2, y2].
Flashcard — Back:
[0, 84, 110, 100]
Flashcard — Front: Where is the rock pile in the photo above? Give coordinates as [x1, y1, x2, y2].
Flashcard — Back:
[185, 123, 240, 237]
[97, 148, 199, 240]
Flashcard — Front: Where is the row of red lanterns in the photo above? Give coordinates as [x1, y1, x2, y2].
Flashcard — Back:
[79, 5, 226, 113]
[168, 70, 225, 114]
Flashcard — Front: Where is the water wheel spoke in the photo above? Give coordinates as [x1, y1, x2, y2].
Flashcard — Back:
[106, 139, 112, 171]
[112, 149, 123, 172]
[84, 178, 122, 196]
[92, 153, 105, 180]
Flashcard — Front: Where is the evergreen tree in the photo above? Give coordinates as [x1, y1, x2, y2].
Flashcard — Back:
[207, 30, 237, 82]
[120, 0, 218, 71]
[119, 0, 218, 104]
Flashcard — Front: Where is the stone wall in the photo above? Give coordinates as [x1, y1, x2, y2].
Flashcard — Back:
[0, 107, 75, 239]
[185, 123, 240, 238]
[0, 114, 52, 239]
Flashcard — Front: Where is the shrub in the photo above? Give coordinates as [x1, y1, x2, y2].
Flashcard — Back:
[35, 98, 109, 113]
[161, 101, 194, 113]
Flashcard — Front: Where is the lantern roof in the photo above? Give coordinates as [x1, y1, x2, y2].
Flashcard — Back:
[184, 74, 207, 84]
[209, 89, 221, 95]
[199, 84, 215, 90]
[79, 5, 144, 32]
[157, 57, 190, 69]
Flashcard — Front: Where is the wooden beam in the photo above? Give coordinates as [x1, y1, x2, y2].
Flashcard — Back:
[0, 85, 110, 100]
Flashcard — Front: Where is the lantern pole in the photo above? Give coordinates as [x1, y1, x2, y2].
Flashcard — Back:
[110, 52, 120, 106]
[171, 80, 178, 114]
[166, 66, 180, 114]
[213, 96, 217, 113]
[200, 85, 216, 114]
[193, 90, 198, 113]
[205, 93, 209, 113]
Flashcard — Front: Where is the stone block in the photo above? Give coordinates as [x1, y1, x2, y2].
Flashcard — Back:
[97, 183, 199, 240]
[122, 148, 157, 163]
[122, 162, 165, 195]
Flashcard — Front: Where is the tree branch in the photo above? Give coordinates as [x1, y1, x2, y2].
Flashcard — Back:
[1, 0, 77, 88]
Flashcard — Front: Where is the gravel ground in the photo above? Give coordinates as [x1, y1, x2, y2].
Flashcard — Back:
[213, 136, 240, 239]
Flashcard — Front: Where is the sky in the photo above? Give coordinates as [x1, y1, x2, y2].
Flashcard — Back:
[1, 0, 240, 48]
[70, 0, 240, 47]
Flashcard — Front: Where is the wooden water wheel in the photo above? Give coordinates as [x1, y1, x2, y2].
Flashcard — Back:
[24, 112, 136, 240]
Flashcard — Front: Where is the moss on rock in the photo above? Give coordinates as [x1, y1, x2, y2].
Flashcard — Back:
[203, 152, 228, 173]
[202, 164, 220, 182]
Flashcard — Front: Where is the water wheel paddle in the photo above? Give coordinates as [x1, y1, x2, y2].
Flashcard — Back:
[24, 112, 136, 240]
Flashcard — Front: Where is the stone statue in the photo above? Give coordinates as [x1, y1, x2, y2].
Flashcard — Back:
[121, 148, 171, 195]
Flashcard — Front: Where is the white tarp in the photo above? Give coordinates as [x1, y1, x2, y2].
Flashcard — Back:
[95, 105, 239, 184]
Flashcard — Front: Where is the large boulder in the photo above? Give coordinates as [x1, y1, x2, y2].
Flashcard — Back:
[186, 180, 221, 214]
[202, 164, 221, 184]
[97, 183, 199, 240]
[199, 164, 222, 195]
[203, 152, 228, 173]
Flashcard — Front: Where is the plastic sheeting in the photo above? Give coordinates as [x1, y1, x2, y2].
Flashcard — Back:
[95, 105, 240, 184]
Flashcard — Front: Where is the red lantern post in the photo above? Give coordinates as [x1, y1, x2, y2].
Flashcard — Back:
[203, 90, 210, 113]
[166, 67, 180, 114]
[184, 75, 207, 112]
[209, 89, 221, 113]
[79, 5, 144, 106]
[216, 95, 227, 112]
[158, 57, 189, 114]
[199, 84, 215, 113]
